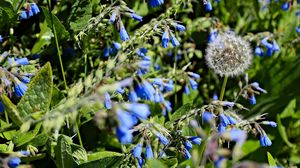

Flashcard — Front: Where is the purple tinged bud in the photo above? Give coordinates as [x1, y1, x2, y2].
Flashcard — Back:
[145, 144, 154, 159]
[132, 143, 143, 158]
[202, 111, 214, 123]
[171, 36, 180, 47]
[120, 26, 129, 41]
[131, 13, 143, 22]
[184, 140, 193, 150]
[189, 136, 202, 145]
[27, 9, 33, 17]
[162, 30, 169, 48]
[260, 134, 272, 147]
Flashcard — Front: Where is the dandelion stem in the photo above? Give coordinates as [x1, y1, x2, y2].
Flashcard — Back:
[219, 76, 228, 101]
[46, 0, 68, 91]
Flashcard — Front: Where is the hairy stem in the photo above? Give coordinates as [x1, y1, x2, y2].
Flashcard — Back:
[219, 76, 228, 101]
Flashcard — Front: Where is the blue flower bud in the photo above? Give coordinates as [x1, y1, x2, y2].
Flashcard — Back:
[137, 157, 144, 168]
[116, 87, 125, 94]
[116, 127, 133, 144]
[104, 92, 112, 109]
[189, 78, 198, 90]
[249, 94, 256, 105]
[183, 148, 191, 159]
[162, 30, 169, 48]
[184, 85, 190, 95]
[260, 134, 272, 147]
[175, 24, 186, 32]
[131, 13, 143, 22]
[15, 58, 30, 66]
[184, 140, 193, 150]
[202, 111, 214, 123]
[297, 27, 300, 34]
[120, 26, 129, 41]
[8, 157, 21, 168]
[14, 81, 28, 97]
[30, 3, 40, 15]
[19, 11, 28, 20]
[156, 133, 169, 145]
[251, 82, 267, 93]
[117, 110, 135, 128]
[227, 115, 237, 125]
[189, 136, 202, 145]
[148, 0, 165, 7]
[132, 143, 143, 158]
[0, 101, 5, 113]
[129, 91, 138, 102]
[220, 113, 230, 126]
[224, 129, 246, 144]
[281, 2, 289, 11]
[218, 124, 226, 133]
[19, 150, 30, 156]
[103, 47, 110, 58]
[205, 0, 213, 11]
[171, 36, 180, 47]
[262, 121, 277, 127]
[213, 93, 218, 100]
[21, 76, 31, 84]
[145, 144, 154, 159]
[188, 72, 201, 79]
[208, 29, 218, 42]
[255, 46, 264, 57]
[126, 103, 150, 119]
[109, 11, 117, 23]
[112, 42, 122, 50]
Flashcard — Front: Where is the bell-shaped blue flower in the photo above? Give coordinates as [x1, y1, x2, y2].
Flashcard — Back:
[8, 157, 21, 168]
[145, 144, 154, 159]
[281, 2, 290, 11]
[202, 111, 214, 123]
[148, 0, 165, 7]
[184, 85, 190, 95]
[156, 133, 169, 145]
[104, 92, 112, 109]
[14, 81, 28, 97]
[171, 36, 180, 47]
[249, 94, 256, 105]
[189, 136, 202, 145]
[255, 46, 264, 57]
[132, 143, 143, 158]
[175, 24, 186, 32]
[31, 3, 40, 15]
[116, 127, 133, 144]
[120, 26, 129, 41]
[183, 140, 193, 150]
[126, 103, 150, 119]
[129, 91, 138, 102]
[131, 13, 143, 22]
[189, 78, 198, 90]
[117, 110, 135, 128]
[260, 134, 272, 147]
[110, 11, 117, 23]
[162, 30, 169, 48]
[205, 0, 213, 11]
[19, 11, 28, 20]
[183, 148, 191, 159]
[220, 113, 230, 126]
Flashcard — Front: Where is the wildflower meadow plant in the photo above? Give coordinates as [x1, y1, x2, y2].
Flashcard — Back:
[0, 0, 299, 167]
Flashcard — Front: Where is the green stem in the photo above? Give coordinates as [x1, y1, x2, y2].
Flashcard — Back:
[16, 0, 25, 12]
[219, 76, 228, 101]
[75, 121, 83, 147]
[4, 110, 9, 124]
[46, 0, 68, 90]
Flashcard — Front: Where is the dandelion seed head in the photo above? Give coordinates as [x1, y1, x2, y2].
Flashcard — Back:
[205, 32, 253, 77]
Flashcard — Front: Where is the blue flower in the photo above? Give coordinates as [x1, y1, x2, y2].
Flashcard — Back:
[0, 35, 3, 43]
[154, 91, 164, 103]
[137, 157, 144, 168]
[116, 87, 125, 94]
[281, 2, 289, 11]
[112, 42, 122, 50]
[31, 3, 40, 15]
[145, 144, 154, 159]
[104, 92, 112, 109]
[19, 150, 30, 156]
[184, 85, 190, 95]
[225, 129, 246, 144]
[137, 48, 148, 57]
[116, 127, 133, 144]
[175, 24, 186, 32]
[126, 103, 150, 119]
[188, 72, 201, 79]
[110, 11, 117, 24]
[171, 36, 180, 47]
[262, 121, 277, 127]
[227, 115, 237, 125]
[189, 136, 202, 145]
[220, 113, 230, 126]
[120, 26, 129, 41]
[27, 9, 33, 17]
[162, 30, 169, 48]
[21, 76, 31, 84]
[255, 46, 264, 57]
[297, 27, 300, 34]
[213, 93, 218, 100]
[183, 148, 191, 159]
[156, 133, 169, 145]
[14, 58, 30, 66]
[162, 101, 172, 116]
[163, 81, 174, 92]
[132, 143, 143, 158]
[103, 47, 110, 58]
[19, 11, 28, 20]
[0, 101, 4, 113]
[218, 124, 226, 133]
[189, 78, 198, 90]
[14, 81, 28, 97]
[202, 111, 214, 123]
[184, 140, 193, 150]
[129, 91, 138, 102]
[260, 134, 272, 147]
[205, 0, 213, 11]
[131, 13, 143, 22]
[134, 80, 155, 101]
[249, 94, 256, 105]
[148, 0, 165, 7]
[8, 157, 21, 168]
[251, 82, 267, 93]
[208, 29, 218, 42]
[117, 110, 135, 128]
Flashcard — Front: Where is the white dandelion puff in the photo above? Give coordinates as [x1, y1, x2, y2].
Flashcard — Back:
[205, 32, 253, 77]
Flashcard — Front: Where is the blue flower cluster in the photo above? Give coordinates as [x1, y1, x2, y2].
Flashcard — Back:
[255, 37, 280, 57]
[103, 41, 122, 58]
[182, 136, 202, 159]
[19, 3, 40, 20]
[161, 23, 185, 48]
[184, 72, 201, 95]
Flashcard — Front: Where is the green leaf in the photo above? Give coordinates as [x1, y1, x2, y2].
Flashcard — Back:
[13, 123, 42, 147]
[29, 133, 49, 147]
[68, 0, 92, 33]
[1, 95, 25, 126]
[276, 114, 295, 148]
[241, 140, 260, 158]
[267, 152, 277, 167]
[41, 7, 70, 41]
[280, 99, 296, 118]
[146, 159, 168, 168]
[78, 151, 124, 168]
[71, 144, 88, 164]
[17, 63, 53, 115]
[55, 135, 76, 168]
[0, 1, 16, 30]
[170, 103, 193, 122]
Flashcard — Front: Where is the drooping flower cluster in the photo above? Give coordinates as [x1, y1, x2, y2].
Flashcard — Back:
[255, 37, 280, 57]
[109, 4, 143, 41]
[161, 22, 185, 48]
[19, 3, 40, 20]
[103, 41, 122, 58]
